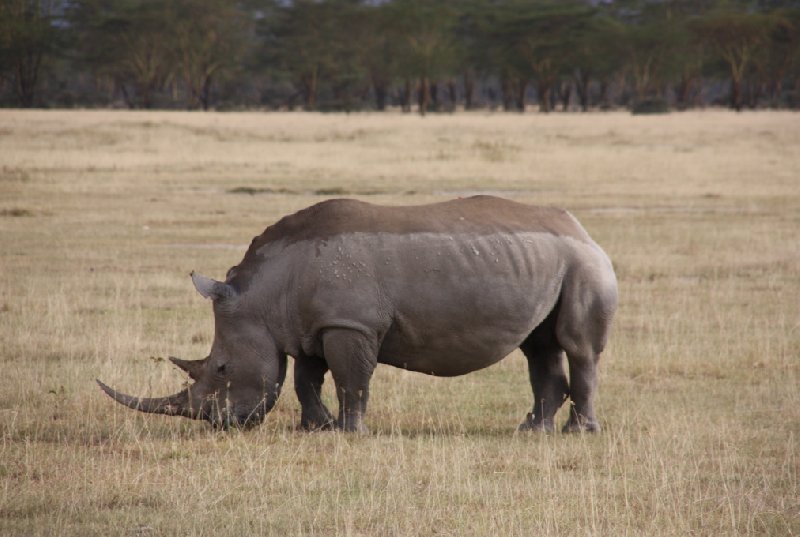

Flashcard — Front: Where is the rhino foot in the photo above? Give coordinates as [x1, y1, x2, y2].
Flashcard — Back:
[299, 407, 336, 432]
[298, 418, 335, 432]
[561, 420, 601, 433]
[517, 412, 555, 433]
[336, 418, 369, 434]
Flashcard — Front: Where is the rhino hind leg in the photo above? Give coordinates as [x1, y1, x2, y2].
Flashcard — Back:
[518, 305, 569, 432]
[321, 328, 378, 433]
[555, 266, 618, 433]
[294, 354, 336, 431]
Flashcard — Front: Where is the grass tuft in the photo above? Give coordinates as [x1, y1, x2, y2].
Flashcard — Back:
[1, 207, 34, 217]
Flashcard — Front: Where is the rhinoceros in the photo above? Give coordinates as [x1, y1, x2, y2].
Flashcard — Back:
[98, 196, 617, 433]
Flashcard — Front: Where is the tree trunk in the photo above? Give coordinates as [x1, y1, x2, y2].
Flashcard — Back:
[768, 75, 783, 108]
[401, 79, 412, 113]
[501, 76, 514, 111]
[119, 82, 136, 109]
[574, 71, 590, 112]
[418, 77, 430, 116]
[487, 87, 497, 110]
[430, 82, 439, 111]
[515, 79, 527, 112]
[599, 79, 610, 109]
[447, 79, 457, 112]
[139, 82, 153, 109]
[200, 74, 212, 111]
[302, 70, 318, 110]
[794, 77, 800, 109]
[537, 79, 552, 113]
[675, 76, 692, 110]
[730, 77, 742, 112]
[373, 77, 387, 111]
[463, 71, 475, 110]
[749, 80, 765, 109]
[558, 81, 571, 111]
[14, 49, 41, 108]
[182, 64, 197, 109]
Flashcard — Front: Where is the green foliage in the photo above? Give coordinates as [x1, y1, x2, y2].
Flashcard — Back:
[692, 6, 776, 110]
[0, 0, 62, 107]
[69, 0, 177, 108]
[495, 1, 596, 111]
[1, 0, 798, 110]
[171, 0, 250, 110]
[386, 0, 459, 114]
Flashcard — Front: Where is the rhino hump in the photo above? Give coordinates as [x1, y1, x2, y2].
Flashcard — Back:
[228, 196, 594, 285]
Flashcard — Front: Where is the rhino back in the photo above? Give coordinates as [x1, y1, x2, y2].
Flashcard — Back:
[237, 197, 589, 257]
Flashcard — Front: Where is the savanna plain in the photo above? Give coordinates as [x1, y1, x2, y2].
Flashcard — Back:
[0, 109, 798, 536]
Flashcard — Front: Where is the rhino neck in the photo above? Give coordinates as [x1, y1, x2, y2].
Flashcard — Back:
[229, 256, 300, 357]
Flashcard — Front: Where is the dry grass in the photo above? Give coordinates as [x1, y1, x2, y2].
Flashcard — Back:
[0, 109, 798, 536]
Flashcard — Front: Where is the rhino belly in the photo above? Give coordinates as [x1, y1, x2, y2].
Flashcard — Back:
[372, 231, 566, 376]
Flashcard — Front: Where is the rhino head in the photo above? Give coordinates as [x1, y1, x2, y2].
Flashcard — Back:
[97, 272, 287, 429]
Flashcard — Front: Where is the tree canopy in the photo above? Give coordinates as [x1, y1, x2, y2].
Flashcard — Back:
[1, 0, 798, 112]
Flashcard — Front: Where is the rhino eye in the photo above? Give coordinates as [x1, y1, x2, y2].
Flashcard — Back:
[217, 363, 227, 375]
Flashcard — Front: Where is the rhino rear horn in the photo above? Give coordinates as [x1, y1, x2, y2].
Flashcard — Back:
[191, 272, 237, 301]
[169, 356, 206, 380]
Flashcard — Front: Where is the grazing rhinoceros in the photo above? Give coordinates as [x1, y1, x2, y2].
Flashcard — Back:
[98, 196, 617, 433]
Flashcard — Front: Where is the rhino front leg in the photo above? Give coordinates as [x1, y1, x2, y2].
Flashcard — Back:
[518, 309, 569, 432]
[518, 344, 569, 433]
[322, 328, 378, 433]
[294, 354, 336, 430]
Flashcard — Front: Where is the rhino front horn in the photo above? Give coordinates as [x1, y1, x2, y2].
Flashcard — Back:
[96, 379, 191, 418]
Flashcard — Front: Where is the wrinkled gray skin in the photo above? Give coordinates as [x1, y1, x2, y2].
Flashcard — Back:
[99, 196, 617, 433]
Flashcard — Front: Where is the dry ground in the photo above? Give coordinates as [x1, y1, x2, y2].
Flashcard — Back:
[0, 109, 798, 536]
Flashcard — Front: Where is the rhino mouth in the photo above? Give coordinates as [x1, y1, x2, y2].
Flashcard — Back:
[203, 404, 268, 430]
[220, 400, 274, 430]
[210, 413, 264, 431]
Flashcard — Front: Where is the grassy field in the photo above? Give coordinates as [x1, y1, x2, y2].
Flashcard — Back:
[0, 109, 798, 536]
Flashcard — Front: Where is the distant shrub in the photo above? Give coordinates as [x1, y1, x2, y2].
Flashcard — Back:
[314, 187, 349, 196]
[1, 208, 34, 217]
[631, 98, 670, 115]
[227, 186, 295, 195]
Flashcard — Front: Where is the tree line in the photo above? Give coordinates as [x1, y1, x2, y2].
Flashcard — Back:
[1, 0, 799, 113]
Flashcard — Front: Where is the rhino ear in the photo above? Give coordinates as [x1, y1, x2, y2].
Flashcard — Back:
[191, 271, 237, 301]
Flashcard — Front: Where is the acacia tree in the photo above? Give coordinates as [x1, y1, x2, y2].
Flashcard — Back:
[325, 1, 370, 111]
[265, 0, 341, 109]
[619, 19, 677, 103]
[487, 3, 534, 111]
[493, 1, 593, 112]
[0, 0, 60, 107]
[71, 0, 176, 108]
[357, 3, 400, 110]
[694, 8, 773, 110]
[670, 20, 708, 109]
[559, 9, 626, 111]
[172, 0, 249, 110]
[8, 0, 800, 111]
[450, 0, 507, 110]
[390, 0, 458, 115]
[759, 8, 800, 106]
